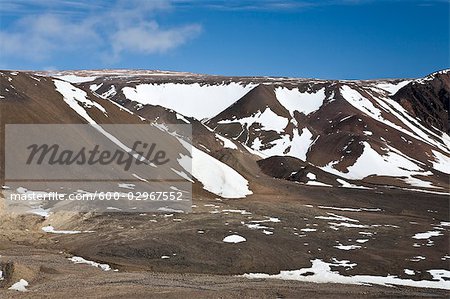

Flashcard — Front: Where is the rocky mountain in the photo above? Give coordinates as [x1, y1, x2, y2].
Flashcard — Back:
[15, 68, 448, 193]
[1, 69, 450, 295]
[0, 70, 450, 199]
[2, 69, 449, 197]
[393, 70, 449, 133]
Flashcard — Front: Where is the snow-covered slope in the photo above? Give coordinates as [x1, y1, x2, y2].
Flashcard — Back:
[178, 139, 252, 198]
[205, 73, 449, 190]
[2, 69, 449, 194]
[121, 82, 256, 120]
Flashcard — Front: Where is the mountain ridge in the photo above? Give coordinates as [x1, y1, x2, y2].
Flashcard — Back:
[1, 69, 449, 195]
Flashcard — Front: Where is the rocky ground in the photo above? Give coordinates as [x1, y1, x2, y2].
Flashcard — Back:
[1, 185, 449, 298]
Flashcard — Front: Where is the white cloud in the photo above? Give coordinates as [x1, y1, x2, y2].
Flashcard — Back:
[112, 22, 202, 56]
[0, 0, 202, 63]
[0, 14, 98, 61]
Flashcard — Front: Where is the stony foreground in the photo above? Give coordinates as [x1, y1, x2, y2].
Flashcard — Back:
[1, 185, 449, 298]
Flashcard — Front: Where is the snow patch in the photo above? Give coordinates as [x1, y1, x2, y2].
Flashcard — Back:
[42, 225, 93, 234]
[68, 256, 112, 271]
[118, 183, 135, 190]
[223, 234, 246, 243]
[42, 225, 82, 234]
[54, 79, 107, 116]
[122, 82, 255, 119]
[374, 80, 411, 95]
[334, 244, 361, 250]
[323, 142, 422, 180]
[8, 279, 29, 292]
[275, 87, 326, 115]
[336, 179, 370, 189]
[431, 150, 450, 174]
[218, 107, 288, 134]
[216, 133, 237, 149]
[318, 206, 381, 212]
[55, 74, 97, 83]
[306, 181, 332, 187]
[306, 172, 317, 180]
[178, 139, 252, 198]
[412, 231, 443, 240]
[242, 259, 450, 290]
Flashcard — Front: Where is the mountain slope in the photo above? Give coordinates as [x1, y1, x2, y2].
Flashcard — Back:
[1, 69, 449, 295]
[393, 70, 449, 133]
[0, 71, 253, 208]
[207, 74, 450, 191]
[2, 69, 449, 195]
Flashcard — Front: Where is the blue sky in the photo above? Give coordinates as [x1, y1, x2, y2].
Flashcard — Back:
[0, 0, 448, 79]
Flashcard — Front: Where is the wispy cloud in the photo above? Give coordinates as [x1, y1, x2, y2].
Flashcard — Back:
[0, 14, 98, 60]
[111, 23, 201, 58]
[171, 0, 315, 11]
[0, 0, 201, 64]
[171, 0, 449, 11]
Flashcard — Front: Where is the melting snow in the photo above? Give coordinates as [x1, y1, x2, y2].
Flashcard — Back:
[118, 183, 135, 190]
[218, 107, 288, 134]
[410, 256, 426, 262]
[223, 234, 246, 243]
[431, 150, 450, 174]
[55, 74, 97, 83]
[8, 279, 29, 292]
[275, 87, 326, 115]
[242, 259, 450, 290]
[318, 206, 381, 212]
[315, 213, 359, 222]
[336, 179, 371, 189]
[412, 231, 443, 240]
[122, 82, 255, 119]
[245, 223, 270, 230]
[323, 141, 423, 180]
[374, 80, 411, 95]
[178, 139, 252, 198]
[42, 225, 93, 234]
[288, 128, 315, 161]
[54, 79, 107, 116]
[216, 133, 237, 149]
[251, 127, 315, 161]
[402, 177, 435, 188]
[334, 244, 361, 250]
[329, 222, 369, 229]
[306, 181, 332, 187]
[428, 269, 450, 282]
[31, 208, 50, 218]
[157, 207, 184, 213]
[90, 83, 103, 91]
[222, 209, 251, 215]
[306, 173, 317, 180]
[68, 256, 112, 271]
[42, 226, 82, 234]
[341, 85, 449, 152]
[176, 113, 190, 124]
[356, 239, 369, 243]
